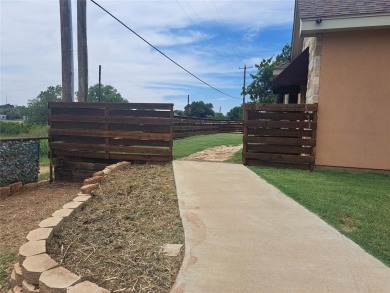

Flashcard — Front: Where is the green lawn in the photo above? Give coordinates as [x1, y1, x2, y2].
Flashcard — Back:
[0, 252, 17, 290]
[173, 133, 242, 160]
[249, 166, 390, 267]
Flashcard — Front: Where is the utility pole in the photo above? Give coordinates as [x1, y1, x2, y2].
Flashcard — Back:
[59, 0, 74, 102]
[77, 0, 88, 102]
[98, 65, 102, 102]
[239, 65, 252, 118]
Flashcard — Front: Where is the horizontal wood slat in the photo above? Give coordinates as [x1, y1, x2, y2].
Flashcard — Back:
[50, 142, 170, 155]
[49, 129, 172, 140]
[247, 144, 312, 155]
[173, 117, 242, 138]
[49, 115, 171, 125]
[245, 120, 317, 129]
[245, 103, 318, 112]
[49, 102, 173, 110]
[49, 102, 173, 182]
[243, 103, 318, 170]
[247, 128, 312, 137]
[244, 152, 315, 164]
[244, 136, 316, 146]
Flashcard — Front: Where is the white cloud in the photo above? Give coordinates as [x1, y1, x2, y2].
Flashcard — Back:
[0, 0, 294, 111]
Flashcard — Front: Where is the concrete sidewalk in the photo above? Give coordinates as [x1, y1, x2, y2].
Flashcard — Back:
[171, 161, 390, 293]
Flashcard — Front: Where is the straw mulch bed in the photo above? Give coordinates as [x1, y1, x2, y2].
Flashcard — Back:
[47, 163, 184, 293]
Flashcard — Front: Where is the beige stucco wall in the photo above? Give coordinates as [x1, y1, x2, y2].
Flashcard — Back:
[315, 29, 390, 170]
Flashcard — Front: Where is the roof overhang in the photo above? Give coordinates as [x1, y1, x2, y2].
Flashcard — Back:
[291, 0, 390, 59]
[300, 14, 390, 36]
[272, 48, 309, 95]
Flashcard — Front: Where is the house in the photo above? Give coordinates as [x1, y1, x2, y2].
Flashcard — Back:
[273, 0, 390, 171]
[0, 115, 7, 120]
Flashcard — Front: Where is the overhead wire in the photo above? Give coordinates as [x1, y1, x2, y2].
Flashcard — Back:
[210, 0, 247, 61]
[202, 1, 245, 63]
[89, 0, 240, 100]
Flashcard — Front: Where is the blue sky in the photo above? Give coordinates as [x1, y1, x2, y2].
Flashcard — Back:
[0, 0, 294, 113]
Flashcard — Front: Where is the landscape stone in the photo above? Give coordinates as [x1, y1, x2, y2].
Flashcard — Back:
[22, 280, 39, 293]
[52, 209, 74, 219]
[67, 281, 110, 293]
[72, 195, 92, 203]
[10, 267, 23, 288]
[19, 240, 46, 263]
[39, 217, 64, 232]
[0, 186, 11, 197]
[102, 169, 112, 175]
[9, 182, 22, 192]
[62, 201, 84, 211]
[38, 179, 50, 185]
[14, 262, 23, 277]
[80, 183, 99, 194]
[92, 171, 104, 177]
[23, 182, 38, 189]
[22, 254, 58, 285]
[12, 285, 22, 293]
[39, 266, 81, 293]
[161, 244, 183, 256]
[83, 176, 103, 185]
[105, 164, 117, 170]
[114, 161, 131, 170]
[26, 228, 53, 242]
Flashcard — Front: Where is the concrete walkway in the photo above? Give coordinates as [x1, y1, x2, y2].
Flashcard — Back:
[171, 161, 390, 293]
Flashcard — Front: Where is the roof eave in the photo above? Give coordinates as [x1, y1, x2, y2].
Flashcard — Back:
[300, 14, 390, 37]
[291, 0, 303, 60]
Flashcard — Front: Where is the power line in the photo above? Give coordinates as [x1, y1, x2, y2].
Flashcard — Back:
[89, 0, 240, 100]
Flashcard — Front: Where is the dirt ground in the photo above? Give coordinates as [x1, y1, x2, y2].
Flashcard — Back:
[0, 181, 80, 291]
[179, 145, 242, 162]
[0, 181, 80, 255]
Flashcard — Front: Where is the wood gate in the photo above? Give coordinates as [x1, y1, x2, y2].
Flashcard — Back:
[243, 103, 318, 170]
[48, 102, 173, 181]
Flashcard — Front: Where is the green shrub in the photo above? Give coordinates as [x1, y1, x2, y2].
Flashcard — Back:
[0, 121, 32, 135]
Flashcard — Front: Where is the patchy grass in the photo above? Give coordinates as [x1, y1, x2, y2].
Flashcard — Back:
[249, 166, 390, 267]
[173, 133, 242, 160]
[47, 163, 184, 293]
[0, 252, 17, 290]
[226, 148, 243, 164]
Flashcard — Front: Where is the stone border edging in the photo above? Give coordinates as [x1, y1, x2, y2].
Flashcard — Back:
[0, 180, 50, 199]
[8, 161, 131, 293]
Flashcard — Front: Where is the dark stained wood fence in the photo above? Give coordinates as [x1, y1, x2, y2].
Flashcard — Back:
[243, 103, 318, 170]
[48, 102, 173, 181]
[173, 116, 242, 138]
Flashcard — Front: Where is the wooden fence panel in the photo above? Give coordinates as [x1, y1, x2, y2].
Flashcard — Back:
[243, 103, 318, 170]
[48, 102, 173, 182]
[173, 116, 242, 138]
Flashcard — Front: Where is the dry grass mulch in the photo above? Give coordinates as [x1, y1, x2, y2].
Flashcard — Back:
[0, 181, 81, 291]
[47, 163, 185, 293]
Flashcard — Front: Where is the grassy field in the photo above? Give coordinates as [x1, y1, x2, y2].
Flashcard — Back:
[173, 133, 242, 160]
[249, 166, 390, 267]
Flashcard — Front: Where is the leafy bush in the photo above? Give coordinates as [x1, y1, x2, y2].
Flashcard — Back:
[0, 121, 32, 135]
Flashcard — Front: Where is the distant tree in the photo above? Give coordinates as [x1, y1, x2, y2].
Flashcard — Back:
[226, 105, 242, 121]
[25, 85, 62, 124]
[184, 101, 214, 118]
[174, 110, 184, 116]
[213, 112, 227, 120]
[87, 84, 128, 103]
[245, 44, 291, 103]
[0, 104, 23, 120]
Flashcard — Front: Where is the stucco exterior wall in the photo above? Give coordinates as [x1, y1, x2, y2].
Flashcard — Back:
[303, 36, 322, 103]
[315, 29, 390, 170]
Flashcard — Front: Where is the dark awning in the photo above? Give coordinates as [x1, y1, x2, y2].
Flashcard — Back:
[272, 47, 309, 94]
